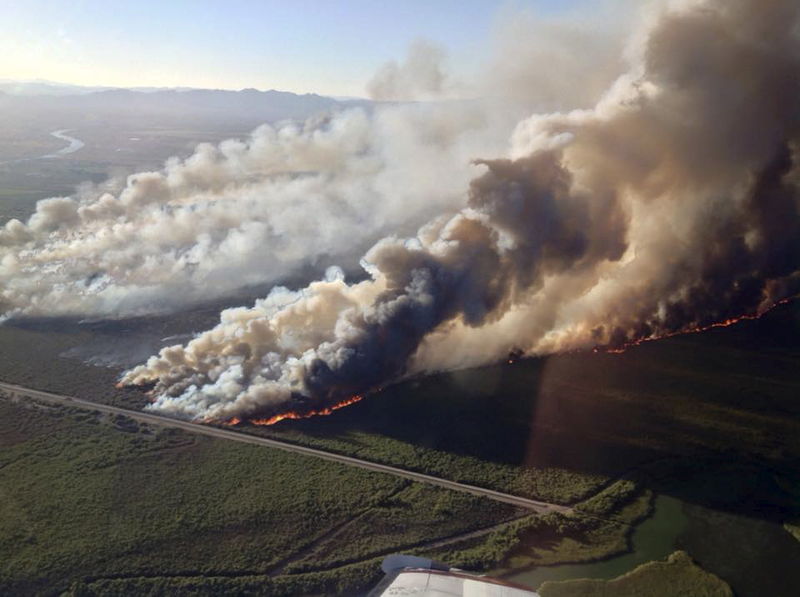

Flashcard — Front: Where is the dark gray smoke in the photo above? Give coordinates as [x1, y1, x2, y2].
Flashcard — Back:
[120, 0, 800, 420]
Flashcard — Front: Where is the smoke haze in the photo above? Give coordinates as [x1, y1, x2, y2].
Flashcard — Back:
[0, 103, 521, 319]
[4, 0, 799, 422]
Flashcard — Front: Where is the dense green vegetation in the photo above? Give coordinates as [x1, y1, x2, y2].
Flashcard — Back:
[240, 426, 608, 505]
[67, 559, 384, 596]
[538, 551, 732, 597]
[229, 303, 800, 511]
[486, 481, 653, 574]
[0, 396, 522, 595]
[0, 323, 149, 409]
[1, 298, 798, 594]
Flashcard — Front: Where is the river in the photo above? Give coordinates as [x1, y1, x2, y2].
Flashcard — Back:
[0, 129, 84, 166]
[41, 129, 85, 158]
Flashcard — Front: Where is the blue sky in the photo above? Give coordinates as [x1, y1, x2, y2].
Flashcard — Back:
[0, 0, 594, 96]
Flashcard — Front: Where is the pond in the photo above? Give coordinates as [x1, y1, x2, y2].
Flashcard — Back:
[503, 492, 800, 597]
[505, 494, 687, 589]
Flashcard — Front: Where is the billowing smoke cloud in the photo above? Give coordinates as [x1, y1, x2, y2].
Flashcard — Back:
[479, 2, 633, 110]
[368, 9, 633, 107]
[367, 39, 457, 102]
[0, 103, 519, 319]
[415, 0, 800, 371]
[118, 0, 800, 422]
[122, 147, 627, 420]
[2, 0, 797, 422]
[0, 4, 634, 322]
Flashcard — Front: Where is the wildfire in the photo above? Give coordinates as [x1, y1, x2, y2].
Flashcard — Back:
[506, 348, 524, 364]
[603, 298, 791, 354]
[225, 394, 364, 426]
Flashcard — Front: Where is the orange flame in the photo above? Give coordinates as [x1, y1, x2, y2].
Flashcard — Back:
[603, 298, 791, 354]
[225, 394, 364, 426]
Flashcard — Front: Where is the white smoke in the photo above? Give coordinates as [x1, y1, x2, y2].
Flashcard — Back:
[0, 5, 635, 323]
[121, 0, 800, 421]
[367, 39, 457, 102]
[0, 103, 521, 319]
[4, 0, 798, 424]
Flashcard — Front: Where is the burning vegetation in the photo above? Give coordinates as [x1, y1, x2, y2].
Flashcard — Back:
[117, 0, 800, 425]
[225, 394, 364, 426]
[599, 298, 794, 354]
[0, 0, 794, 425]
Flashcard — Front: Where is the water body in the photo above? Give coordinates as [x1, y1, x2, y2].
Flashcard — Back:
[41, 129, 85, 158]
[507, 495, 687, 589]
[0, 129, 85, 166]
[505, 493, 800, 596]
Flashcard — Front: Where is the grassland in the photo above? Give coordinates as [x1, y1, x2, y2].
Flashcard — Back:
[0, 323, 148, 410]
[0, 395, 524, 595]
[518, 483, 652, 567]
[538, 551, 732, 597]
[9, 116, 796, 593]
[0, 126, 63, 161]
[0, 295, 798, 593]
[234, 303, 800, 514]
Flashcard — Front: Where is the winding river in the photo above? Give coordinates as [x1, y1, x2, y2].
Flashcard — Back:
[41, 129, 85, 158]
[0, 129, 85, 166]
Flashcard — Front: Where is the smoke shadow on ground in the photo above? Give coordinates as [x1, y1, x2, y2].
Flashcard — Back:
[266, 301, 800, 523]
[4, 293, 798, 525]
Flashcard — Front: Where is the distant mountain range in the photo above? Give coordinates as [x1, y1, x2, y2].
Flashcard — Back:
[0, 79, 371, 130]
[0, 79, 118, 96]
[0, 78, 367, 100]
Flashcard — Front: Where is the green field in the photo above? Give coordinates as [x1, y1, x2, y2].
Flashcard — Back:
[0, 299, 798, 594]
[0, 396, 526, 595]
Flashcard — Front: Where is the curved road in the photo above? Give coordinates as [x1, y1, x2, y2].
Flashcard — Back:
[0, 380, 572, 514]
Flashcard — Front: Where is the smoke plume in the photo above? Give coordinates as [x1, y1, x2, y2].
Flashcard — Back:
[480, 3, 632, 111]
[5, 0, 800, 423]
[367, 39, 456, 102]
[0, 103, 519, 319]
[0, 5, 631, 322]
[117, 0, 800, 422]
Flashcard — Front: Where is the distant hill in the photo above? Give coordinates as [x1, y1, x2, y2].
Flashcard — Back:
[0, 83, 371, 131]
[76, 87, 350, 121]
[0, 79, 114, 96]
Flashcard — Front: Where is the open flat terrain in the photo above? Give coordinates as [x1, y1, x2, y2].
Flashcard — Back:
[0, 395, 526, 595]
[0, 124, 253, 226]
[1, 299, 798, 594]
[1, 134, 798, 593]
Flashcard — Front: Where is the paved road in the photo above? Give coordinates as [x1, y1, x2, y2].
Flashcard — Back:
[0, 380, 572, 515]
